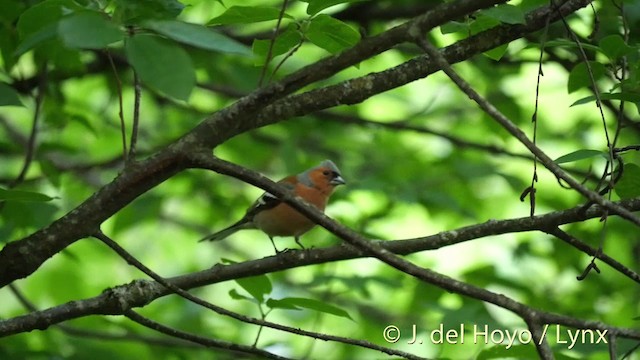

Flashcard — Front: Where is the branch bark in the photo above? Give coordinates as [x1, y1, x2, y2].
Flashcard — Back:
[0, 0, 511, 289]
[0, 0, 593, 290]
[1, 156, 638, 346]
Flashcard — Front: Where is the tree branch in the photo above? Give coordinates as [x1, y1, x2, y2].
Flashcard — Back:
[412, 27, 640, 227]
[91, 231, 426, 359]
[2, 156, 638, 351]
[0, 0, 513, 289]
[124, 310, 293, 360]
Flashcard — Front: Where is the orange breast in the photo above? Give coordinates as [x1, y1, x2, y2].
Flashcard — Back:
[253, 187, 327, 237]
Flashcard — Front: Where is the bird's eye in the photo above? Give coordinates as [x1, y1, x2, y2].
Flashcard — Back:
[322, 170, 330, 176]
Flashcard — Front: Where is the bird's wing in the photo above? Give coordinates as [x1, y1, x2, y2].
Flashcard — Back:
[244, 177, 296, 218]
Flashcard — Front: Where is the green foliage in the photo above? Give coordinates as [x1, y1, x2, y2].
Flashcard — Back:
[57, 12, 124, 49]
[0, 83, 22, 106]
[208, 5, 291, 25]
[1, 0, 640, 359]
[230, 272, 352, 319]
[599, 34, 634, 60]
[112, 0, 185, 24]
[567, 61, 607, 93]
[0, 188, 54, 202]
[301, 0, 366, 16]
[305, 14, 360, 54]
[615, 163, 640, 199]
[252, 24, 303, 64]
[482, 4, 526, 25]
[143, 20, 251, 55]
[267, 297, 352, 319]
[125, 34, 195, 100]
[235, 274, 273, 303]
[554, 149, 606, 164]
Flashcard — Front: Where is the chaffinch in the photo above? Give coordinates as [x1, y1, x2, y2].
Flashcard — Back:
[200, 160, 346, 253]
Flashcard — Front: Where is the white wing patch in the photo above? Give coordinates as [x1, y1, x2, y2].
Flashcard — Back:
[258, 192, 277, 206]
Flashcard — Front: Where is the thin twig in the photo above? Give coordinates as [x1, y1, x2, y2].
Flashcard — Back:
[107, 51, 128, 162]
[8, 283, 199, 349]
[526, 320, 553, 360]
[412, 34, 640, 227]
[9, 69, 46, 188]
[544, 227, 640, 284]
[0, 65, 47, 213]
[527, 13, 551, 217]
[550, 0, 614, 183]
[93, 231, 425, 360]
[608, 332, 617, 360]
[267, 37, 304, 83]
[621, 341, 640, 359]
[187, 154, 640, 347]
[128, 71, 141, 163]
[125, 310, 292, 360]
[326, 112, 533, 160]
[258, 0, 290, 87]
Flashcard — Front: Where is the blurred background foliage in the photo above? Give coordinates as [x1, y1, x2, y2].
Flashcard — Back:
[0, 0, 639, 359]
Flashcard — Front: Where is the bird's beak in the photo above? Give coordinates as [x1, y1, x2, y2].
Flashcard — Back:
[331, 175, 346, 186]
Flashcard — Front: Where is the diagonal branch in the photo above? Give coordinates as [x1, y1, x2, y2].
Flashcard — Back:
[0, 0, 593, 289]
[92, 231, 424, 359]
[124, 310, 293, 360]
[412, 32, 640, 227]
[2, 156, 639, 349]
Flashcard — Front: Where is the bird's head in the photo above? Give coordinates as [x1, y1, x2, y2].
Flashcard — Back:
[298, 159, 346, 194]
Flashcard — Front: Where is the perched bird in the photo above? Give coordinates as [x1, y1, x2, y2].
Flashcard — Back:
[200, 160, 346, 253]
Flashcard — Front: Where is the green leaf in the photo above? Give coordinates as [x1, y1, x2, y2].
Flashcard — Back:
[305, 14, 360, 54]
[266, 298, 302, 310]
[302, 0, 366, 16]
[469, 14, 500, 35]
[39, 159, 61, 188]
[615, 163, 640, 199]
[567, 61, 606, 93]
[208, 6, 291, 25]
[14, 0, 80, 57]
[554, 149, 605, 164]
[253, 24, 303, 64]
[112, 0, 184, 24]
[0, 188, 55, 202]
[235, 275, 272, 303]
[441, 21, 469, 35]
[599, 34, 634, 60]
[0, 24, 19, 70]
[0, 0, 25, 24]
[14, 22, 58, 57]
[228, 289, 253, 302]
[144, 20, 251, 56]
[483, 43, 508, 61]
[58, 12, 124, 49]
[16, 0, 78, 38]
[570, 91, 640, 107]
[539, 39, 601, 54]
[125, 34, 195, 101]
[0, 82, 23, 106]
[482, 4, 526, 24]
[268, 297, 352, 319]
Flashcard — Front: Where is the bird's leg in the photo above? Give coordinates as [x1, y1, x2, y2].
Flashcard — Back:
[294, 236, 306, 250]
[269, 236, 290, 254]
[269, 236, 280, 254]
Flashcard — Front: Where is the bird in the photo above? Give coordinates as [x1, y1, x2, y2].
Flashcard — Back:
[200, 160, 346, 253]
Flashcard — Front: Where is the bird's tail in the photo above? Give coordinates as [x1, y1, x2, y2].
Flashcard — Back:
[199, 219, 254, 242]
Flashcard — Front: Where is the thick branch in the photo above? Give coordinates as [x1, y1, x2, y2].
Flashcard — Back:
[245, 0, 593, 130]
[1, 158, 638, 345]
[0, 0, 511, 289]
